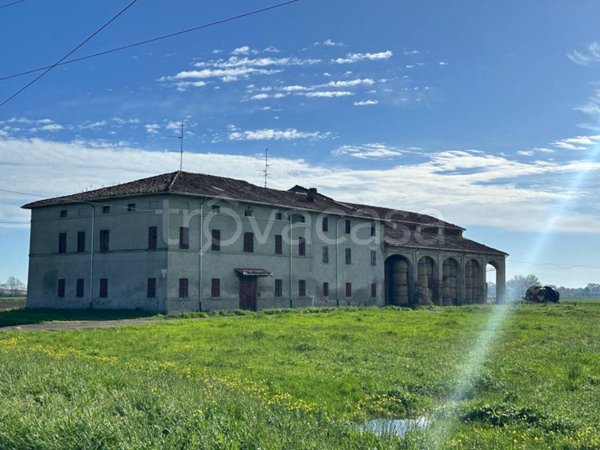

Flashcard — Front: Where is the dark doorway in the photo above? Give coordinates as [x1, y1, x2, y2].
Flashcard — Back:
[239, 277, 257, 311]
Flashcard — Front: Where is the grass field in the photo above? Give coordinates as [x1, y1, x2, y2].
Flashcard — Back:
[0, 303, 599, 448]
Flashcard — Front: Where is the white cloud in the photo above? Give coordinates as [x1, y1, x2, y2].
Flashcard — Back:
[228, 128, 330, 141]
[333, 143, 403, 159]
[145, 124, 160, 134]
[303, 91, 353, 98]
[439, 61, 449, 66]
[231, 46, 255, 55]
[325, 78, 375, 88]
[263, 46, 279, 53]
[517, 150, 534, 156]
[403, 50, 419, 55]
[32, 123, 64, 132]
[552, 135, 600, 151]
[333, 50, 393, 64]
[314, 39, 343, 47]
[567, 42, 600, 66]
[354, 99, 379, 106]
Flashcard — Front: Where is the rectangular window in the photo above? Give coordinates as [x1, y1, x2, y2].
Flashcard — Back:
[60, 209, 67, 218]
[291, 213, 305, 223]
[100, 278, 108, 298]
[346, 282, 352, 298]
[243, 232, 254, 253]
[371, 223, 376, 237]
[298, 236, 306, 256]
[345, 248, 352, 265]
[212, 204, 220, 212]
[245, 207, 253, 217]
[323, 282, 329, 297]
[99, 229, 110, 252]
[148, 226, 158, 250]
[179, 227, 189, 249]
[299, 280, 306, 297]
[77, 231, 86, 253]
[58, 232, 67, 254]
[345, 219, 351, 234]
[57, 278, 65, 297]
[127, 203, 136, 212]
[76, 279, 84, 298]
[371, 282, 377, 298]
[147, 278, 156, 298]
[102, 205, 110, 214]
[211, 278, 220, 298]
[275, 234, 283, 255]
[179, 278, 189, 298]
[371, 250, 377, 266]
[211, 229, 221, 251]
[275, 279, 283, 297]
[322, 246, 329, 263]
[275, 212, 282, 220]
[322, 217, 329, 232]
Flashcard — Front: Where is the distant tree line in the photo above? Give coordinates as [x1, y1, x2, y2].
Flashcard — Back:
[0, 277, 26, 297]
[488, 275, 600, 301]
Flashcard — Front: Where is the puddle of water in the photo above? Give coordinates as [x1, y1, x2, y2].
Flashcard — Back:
[361, 416, 430, 437]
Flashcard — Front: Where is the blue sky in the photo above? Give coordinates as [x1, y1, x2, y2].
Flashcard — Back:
[1, 0, 600, 287]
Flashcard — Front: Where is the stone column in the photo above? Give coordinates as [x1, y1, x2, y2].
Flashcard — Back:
[495, 259, 507, 304]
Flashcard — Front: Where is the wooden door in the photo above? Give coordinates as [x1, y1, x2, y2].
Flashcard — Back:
[239, 277, 257, 311]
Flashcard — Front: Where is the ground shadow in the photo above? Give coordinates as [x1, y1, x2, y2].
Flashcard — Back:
[0, 308, 158, 328]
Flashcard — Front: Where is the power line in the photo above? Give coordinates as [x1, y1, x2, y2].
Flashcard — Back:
[0, 0, 300, 83]
[0, 188, 45, 197]
[0, 0, 24, 10]
[0, 0, 139, 108]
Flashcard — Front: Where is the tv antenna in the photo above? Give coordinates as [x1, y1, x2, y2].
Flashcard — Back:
[172, 122, 184, 171]
[260, 148, 272, 187]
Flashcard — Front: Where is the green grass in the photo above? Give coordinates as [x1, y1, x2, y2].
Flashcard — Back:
[1, 304, 600, 448]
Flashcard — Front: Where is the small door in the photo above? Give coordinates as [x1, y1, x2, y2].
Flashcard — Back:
[239, 277, 257, 311]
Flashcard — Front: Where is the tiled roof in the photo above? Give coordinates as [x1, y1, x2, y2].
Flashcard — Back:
[21, 170, 506, 256]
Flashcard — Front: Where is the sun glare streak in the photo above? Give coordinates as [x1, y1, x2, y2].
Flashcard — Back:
[431, 137, 600, 446]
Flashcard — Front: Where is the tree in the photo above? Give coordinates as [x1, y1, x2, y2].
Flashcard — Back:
[507, 274, 540, 301]
[5, 277, 25, 296]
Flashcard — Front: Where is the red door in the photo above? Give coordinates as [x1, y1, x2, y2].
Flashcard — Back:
[239, 277, 257, 310]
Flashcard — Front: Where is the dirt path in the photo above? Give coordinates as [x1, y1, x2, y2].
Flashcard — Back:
[0, 318, 160, 333]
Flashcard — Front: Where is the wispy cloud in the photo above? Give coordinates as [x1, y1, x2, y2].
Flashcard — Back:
[567, 42, 600, 66]
[333, 143, 403, 159]
[333, 51, 393, 64]
[353, 99, 379, 106]
[314, 39, 343, 47]
[145, 124, 160, 134]
[228, 127, 331, 141]
[303, 91, 353, 98]
[552, 135, 600, 151]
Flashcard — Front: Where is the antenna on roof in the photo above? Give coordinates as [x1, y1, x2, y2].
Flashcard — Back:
[260, 147, 272, 188]
[172, 122, 184, 171]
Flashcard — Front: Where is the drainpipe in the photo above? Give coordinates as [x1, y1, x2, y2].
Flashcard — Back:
[199, 201, 204, 311]
[289, 212, 293, 308]
[335, 216, 340, 307]
[83, 202, 95, 309]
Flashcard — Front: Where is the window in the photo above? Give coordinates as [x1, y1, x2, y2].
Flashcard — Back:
[211, 229, 221, 251]
[76, 279, 84, 298]
[371, 250, 377, 267]
[57, 279, 65, 297]
[323, 282, 329, 297]
[298, 236, 306, 256]
[371, 283, 377, 298]
[100, 278, 108, 298]
[102, 205, 110, 214]
[179, 227, 189, 249]
[322, 246, 329, 263]
[345, 219, 351, 234]
[147, 278, 156, 298]
[212, 205, 220, 212]
[299, 280, 306, 297]
[275, 234, 283, 255]
[346, 282, 352, 298]
[371, 223, 376, 237]
[345, 248, 352, 265]
[275, 212, 282, 220]
[211, 278, 220, 298]
[77, 231, 86, 253]
[60, 209, 67, 218]
[245, 207, 253, 217]
[148, 226, 157, 250]
[58, 232, 67, 254]
[127, 203, 136, 212]
[243, 232, 254, 253]
[322, 217, 329, 232]
[291, 213, 305, 223]
[99, 229, 110, 252]
[179, 278, 189, 298]
[275, 279, 283, 297]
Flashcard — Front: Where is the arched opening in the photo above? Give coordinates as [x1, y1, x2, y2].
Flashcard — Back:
[385, 255, 413, 306]
[417, 256, 438, 305]
[442, 258, 460, 305]
[465, 259, 483, 304]
[484, 262, 498, 303]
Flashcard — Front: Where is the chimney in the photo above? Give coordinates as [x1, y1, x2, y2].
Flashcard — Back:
[306, 187, 317, 202]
